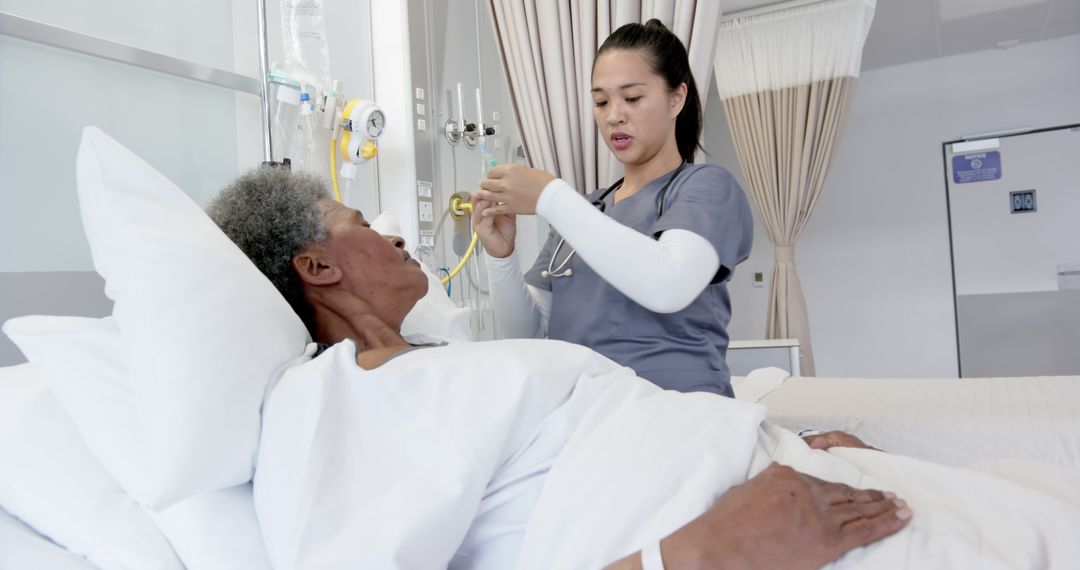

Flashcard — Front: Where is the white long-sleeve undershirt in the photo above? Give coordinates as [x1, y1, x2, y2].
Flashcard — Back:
[486, 251, 552, 338]
[486, 178, 720, 339]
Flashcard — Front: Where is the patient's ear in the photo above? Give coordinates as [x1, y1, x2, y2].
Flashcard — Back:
[292, 249, 343, 285]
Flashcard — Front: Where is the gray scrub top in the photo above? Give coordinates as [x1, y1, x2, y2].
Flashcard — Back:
[525, 163, 753, 396]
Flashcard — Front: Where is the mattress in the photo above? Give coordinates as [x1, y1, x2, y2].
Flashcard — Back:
[0, 506, 97, 570]
[736, 370, 1080, 469]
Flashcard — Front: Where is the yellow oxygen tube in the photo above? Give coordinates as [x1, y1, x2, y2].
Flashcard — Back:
[330, 135, 342, 202]
[442, 194, 478, 286]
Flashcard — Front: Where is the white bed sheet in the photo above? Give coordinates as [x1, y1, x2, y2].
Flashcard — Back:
[735, 371, 1080, 469]
[0, 506, 96, 570]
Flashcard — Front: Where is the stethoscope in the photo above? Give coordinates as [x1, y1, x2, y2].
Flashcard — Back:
[542, 161, 686, 279]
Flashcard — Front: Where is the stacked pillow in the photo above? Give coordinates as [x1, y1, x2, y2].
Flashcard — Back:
[0, 506, 100, 570]
[3, 316, 278, 569]
[73, 126, 311, 507]
[2, 126, 479, 567]
[0, 363, 183, 569]
[3, 126, 311, 567]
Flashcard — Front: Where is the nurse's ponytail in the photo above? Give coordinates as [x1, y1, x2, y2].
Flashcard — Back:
[597, 19, 702, 163]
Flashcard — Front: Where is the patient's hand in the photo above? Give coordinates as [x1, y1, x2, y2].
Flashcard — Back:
[605, 463, 911, 570]
[802, 431, 879, 451]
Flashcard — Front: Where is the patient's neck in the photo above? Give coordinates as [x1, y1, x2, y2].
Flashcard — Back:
[309, 301, 412, 369]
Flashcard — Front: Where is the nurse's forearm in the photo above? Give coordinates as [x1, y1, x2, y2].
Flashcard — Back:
[485, 250, 551, 338]
[536, 179, 720, 314]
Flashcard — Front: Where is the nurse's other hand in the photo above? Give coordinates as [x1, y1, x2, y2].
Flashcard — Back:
[474, 164, 555, 215]
[471, 196, 516, 258]
[803, 431, 878, 451]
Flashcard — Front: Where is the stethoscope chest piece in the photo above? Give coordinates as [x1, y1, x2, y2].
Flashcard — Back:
[540, 267, 573, 279]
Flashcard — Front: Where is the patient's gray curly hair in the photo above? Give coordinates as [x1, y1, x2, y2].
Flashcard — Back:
[206, 166, 330, 335]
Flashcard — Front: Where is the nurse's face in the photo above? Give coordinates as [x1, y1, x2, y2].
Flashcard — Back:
[591, 48, 685, 167]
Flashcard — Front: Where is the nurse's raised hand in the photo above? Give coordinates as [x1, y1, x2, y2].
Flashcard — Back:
[471, 195, 517, 258]
[474, 164, 555, 216]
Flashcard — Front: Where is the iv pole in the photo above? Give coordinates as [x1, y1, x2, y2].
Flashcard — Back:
[256, 0, 273, 163]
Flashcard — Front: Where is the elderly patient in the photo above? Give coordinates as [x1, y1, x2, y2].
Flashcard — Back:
[207, 167, 1077, 570]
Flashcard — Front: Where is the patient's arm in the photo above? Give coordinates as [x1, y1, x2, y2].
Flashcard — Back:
[604, 463, 911, 570]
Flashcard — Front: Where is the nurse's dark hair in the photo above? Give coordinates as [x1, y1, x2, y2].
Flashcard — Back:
[206, 165, 329, 337]
[596, 18, 702, 163]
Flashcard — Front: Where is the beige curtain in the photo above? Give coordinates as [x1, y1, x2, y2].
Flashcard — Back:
[721, 77, 858, 376]
[714, 0, 875, 376]
[486, 0, 722, 193]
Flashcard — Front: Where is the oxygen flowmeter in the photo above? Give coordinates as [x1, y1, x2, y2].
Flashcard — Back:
[338, 99, 386, 180]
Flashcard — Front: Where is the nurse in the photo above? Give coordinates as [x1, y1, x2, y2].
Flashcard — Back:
[472, 19, 753, 396]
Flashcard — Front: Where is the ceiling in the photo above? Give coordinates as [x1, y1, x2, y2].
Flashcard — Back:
[722, 0, 1080, 70]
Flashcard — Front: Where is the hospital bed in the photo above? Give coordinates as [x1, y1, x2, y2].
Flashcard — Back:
[734, 369, 1080, 469]
[3, 360, 1079, 569]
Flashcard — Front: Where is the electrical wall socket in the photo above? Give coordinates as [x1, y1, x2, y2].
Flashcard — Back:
[418, 200, 434, 222]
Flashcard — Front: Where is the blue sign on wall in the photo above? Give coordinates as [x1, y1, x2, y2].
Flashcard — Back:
[952, 151, 1002, 184]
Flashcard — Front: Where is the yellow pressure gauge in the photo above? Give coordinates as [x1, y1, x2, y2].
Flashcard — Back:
[365, 108, 385, 138]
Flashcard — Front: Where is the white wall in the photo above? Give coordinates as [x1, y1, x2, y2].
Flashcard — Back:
[0, 0, 243, 272]
[370, 0, 417, 247]
[423, 0, 531, 306]
[704, 34, 1080, 378]
[231, 0, 263, 172]
[0, 0, 251, 365]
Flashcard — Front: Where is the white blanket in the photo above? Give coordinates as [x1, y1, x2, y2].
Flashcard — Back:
[519, 383, 1080, 568]
[256, 339, 1080, 569]
[748, 373, 1080, 469]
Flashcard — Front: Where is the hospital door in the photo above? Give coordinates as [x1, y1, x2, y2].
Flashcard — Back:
[945, 125, 1080, 377]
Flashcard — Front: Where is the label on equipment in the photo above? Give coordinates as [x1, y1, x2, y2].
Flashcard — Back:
[416, 180, 433, 198]
[419, 229, 435, 247]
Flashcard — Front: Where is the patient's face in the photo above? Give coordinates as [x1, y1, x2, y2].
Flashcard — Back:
[317, 199, 428, 323]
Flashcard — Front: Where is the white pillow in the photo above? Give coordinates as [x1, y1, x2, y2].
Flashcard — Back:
[150, 484, 271, 570]
[0, 507, 97, 570]
[75, 126, 310, 507]
[0, 363, 183, 570]
[401, 263, 474, 342]
[4, 317, 146, 499]
[3, 316, 274, 570]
